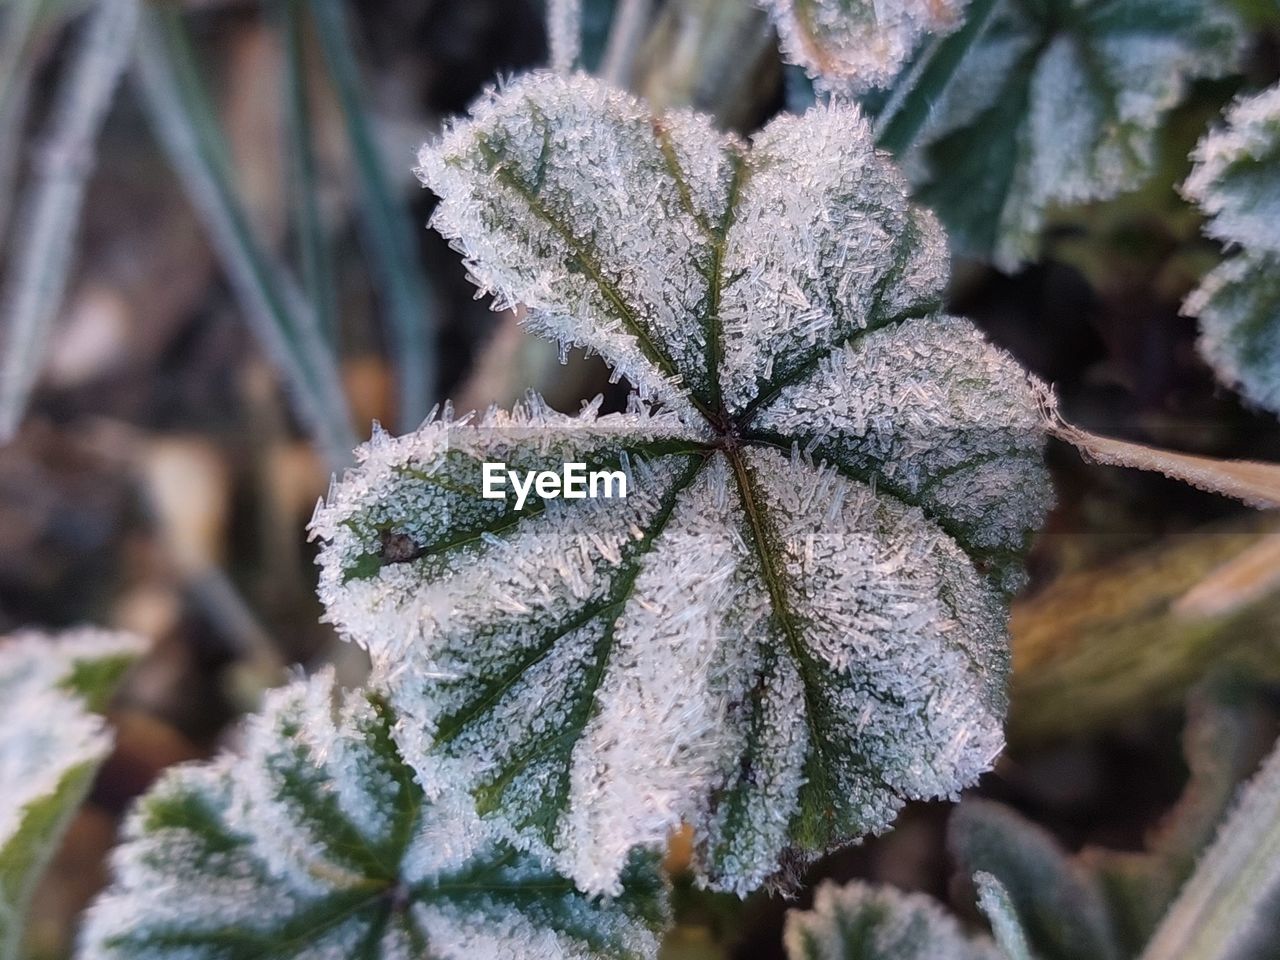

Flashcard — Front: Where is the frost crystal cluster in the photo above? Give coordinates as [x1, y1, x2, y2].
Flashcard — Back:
[912, 0, 1241, 270]
[783, 880, 1002, 960]
[759, 0, 969, 94]
[1, 628, 142, 956]
[1183, 83, 1280, 417]
[80, 671, 667, 960]
[312, 72, 1051, 899]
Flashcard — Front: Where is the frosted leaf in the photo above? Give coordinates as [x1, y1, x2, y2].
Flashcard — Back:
[912, 0, 1242, 271]
[1184, 83, 1280, 254]
[79, 671, 667, 960]
[783, 879, 1002, 960]
[319, 72, 1051, 898]
[1184, 253, 1280, 417]
[1183, 85, 1280, 417]
[759, 0, 969, 94]
[0, 628, 143, 957]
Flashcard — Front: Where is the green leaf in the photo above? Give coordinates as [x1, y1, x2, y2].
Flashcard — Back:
[0, 628, 143, 959]
[949, 799, 1120, 960]
[313, 72, 1051, 898]
[80, 671, 668, 960]
[913, 0, 1242, 270]
[783, 880, 1002, 960]
[1183, 83, 1280, 417]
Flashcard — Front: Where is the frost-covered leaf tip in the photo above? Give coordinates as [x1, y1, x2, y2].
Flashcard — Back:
[79, 671, 667, 960]
[759, 0, 969, 94]
[912, 0, 1241, 271]
[1183, 83, 1280, 417]
[783, 880, 1002, 960]
[1, 628, 143, 959]
[313, 71, 1051, 899]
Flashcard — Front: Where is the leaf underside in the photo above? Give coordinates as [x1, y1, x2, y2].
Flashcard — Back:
[80, 672, 667, 960]
[0, 629, 143, 959]
[314, 72, 1051, 898]
[912, 0, 1240, 270]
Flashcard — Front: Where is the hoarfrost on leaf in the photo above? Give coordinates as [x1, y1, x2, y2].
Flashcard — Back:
[313, 71, 1051, 899]
[911, 0, 1241, 271]
[79, 671, 668, 960]
[1183, 83, 1280, 417]
[1, 628, 143, 958]
[782, 879, 1002, 960]
[758, 0, 970, 95]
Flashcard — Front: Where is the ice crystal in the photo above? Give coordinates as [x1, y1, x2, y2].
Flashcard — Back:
[1183, 83, 1280, 417]
[0, 628, 142, 958]
[79, 671, 667, 960]
[783, 880, 1002, 960]
[911, 0, 1241, 271]
[759, 0, 969, 95]
[313, 72, 1051, 898]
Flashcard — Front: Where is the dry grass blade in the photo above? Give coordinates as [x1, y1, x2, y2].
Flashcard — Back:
[0, 0, 139, 444]
[1173, 534, 1280, 620]
[1043, 396, 1280, 510]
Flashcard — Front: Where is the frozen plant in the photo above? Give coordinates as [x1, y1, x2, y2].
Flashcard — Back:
[79, 671, 668, 960]
[0, 628, 143, 957]
[909, 0, 1241, 270]
[782, 878, 1004, 959]
[310, 71, 1051, 900]
[1184, 82, 1280, 418]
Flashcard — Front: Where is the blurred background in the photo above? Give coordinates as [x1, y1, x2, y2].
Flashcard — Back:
[2, 0, 1280, 956]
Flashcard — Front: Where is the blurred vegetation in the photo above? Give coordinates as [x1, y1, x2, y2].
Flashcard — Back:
[0, 1, 1279, 958]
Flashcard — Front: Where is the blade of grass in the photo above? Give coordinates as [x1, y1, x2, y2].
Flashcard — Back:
[133, 6, 356, 469]
[0, 0, 51, 249]
[875, 0, 997, 155]
[270, 0, 337, 342]
[598, 0, 651, 86]
[309, 0, 436, 430]
[0, 0, 139, 443]
[1140, 735, 1280, 960]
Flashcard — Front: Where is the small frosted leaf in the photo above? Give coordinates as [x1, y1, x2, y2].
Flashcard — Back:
[1, 628, 143, 957]
[913, 0, 1242, 271]
[1185, 255, 1280, 417]
[950, 799, 1121, 960]
[1184, 83, 1280, 254]
[79, 671, 668, 960]
[759, 0, 970, 94]
[783, 879, 1002, 960]
[1183, 85, 1280, 417]
[321, 73, 1051, 898]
